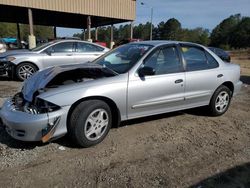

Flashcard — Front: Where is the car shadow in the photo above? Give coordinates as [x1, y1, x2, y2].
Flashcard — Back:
[0, 106, 213, 149]
[241, 75, 250, 85]
[190, 162, 250, 188]
[0, 75, 12, 81]
[0, 125, 46, 150]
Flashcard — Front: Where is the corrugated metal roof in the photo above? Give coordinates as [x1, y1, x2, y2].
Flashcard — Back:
[0, 0, 136, 20]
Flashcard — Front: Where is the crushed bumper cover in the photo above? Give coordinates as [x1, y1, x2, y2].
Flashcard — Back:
[0, 98, 70, 142]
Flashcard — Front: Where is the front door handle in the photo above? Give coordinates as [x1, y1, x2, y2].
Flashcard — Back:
[66, 54, 73, 56]
[217, 74, 223, 78]
[175, 79, 183, 84]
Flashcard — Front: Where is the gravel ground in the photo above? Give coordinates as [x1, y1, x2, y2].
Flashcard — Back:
[0, 55, 249, 188]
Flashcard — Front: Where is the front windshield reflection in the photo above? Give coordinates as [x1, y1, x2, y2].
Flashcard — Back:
[96, 44, 153, 74]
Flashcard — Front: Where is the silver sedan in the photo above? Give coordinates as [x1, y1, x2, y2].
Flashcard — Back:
[0, 40, 109, 81]
[0, 41, 242, 147]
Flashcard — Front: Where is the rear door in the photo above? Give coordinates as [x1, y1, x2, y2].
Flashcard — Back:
[180, 44, 221, 106]
[74, 42, 105, 64]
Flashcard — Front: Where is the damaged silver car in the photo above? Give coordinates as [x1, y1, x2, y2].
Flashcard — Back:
[0, 41, 242, 147]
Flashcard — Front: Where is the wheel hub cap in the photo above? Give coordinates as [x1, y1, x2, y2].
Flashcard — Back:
[215, 91, 229, 113]
[84, 109, 109, 141]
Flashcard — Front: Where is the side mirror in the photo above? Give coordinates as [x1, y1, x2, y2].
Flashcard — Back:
[45, 48, 53, 56]
[138, 66, 155, 77]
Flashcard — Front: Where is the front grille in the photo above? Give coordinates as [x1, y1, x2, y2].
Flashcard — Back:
[16, 130, 25, 137]
[5, 126, 26, 137]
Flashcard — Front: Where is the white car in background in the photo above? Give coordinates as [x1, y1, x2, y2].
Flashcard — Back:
[0, 39, 7, 53]
[0, 40, 109, 80]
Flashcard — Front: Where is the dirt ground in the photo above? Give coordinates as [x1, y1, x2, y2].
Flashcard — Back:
[0, 51, 250, 188]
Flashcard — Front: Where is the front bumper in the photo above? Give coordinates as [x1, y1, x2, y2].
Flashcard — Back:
[0, 98, 70, 142]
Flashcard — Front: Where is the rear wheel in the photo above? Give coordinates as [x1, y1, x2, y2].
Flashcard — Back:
[68, 100, 112, 147]
[209, 85, 232, 116]
[16, 63, 38, 81]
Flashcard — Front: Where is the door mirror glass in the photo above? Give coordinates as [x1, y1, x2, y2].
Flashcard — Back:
[138, 66, 155, 77]
[45, 47, 53, 56]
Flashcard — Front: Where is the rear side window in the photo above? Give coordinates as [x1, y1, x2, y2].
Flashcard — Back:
[181, 45, 219, 71]
[77, 42, 104, 52]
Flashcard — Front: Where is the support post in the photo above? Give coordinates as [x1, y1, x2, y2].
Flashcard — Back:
[95, 27, 98, 41]
[28, 8, 36, 49]
[54, 26, 57, 39]
[110, 24, 114, 49]
[87, 16, 92, 42]
[16, 23, 21, 48]
[150, 7, 153, 40]
[83, 29, 86, 40]
[130, 21, 133, 39]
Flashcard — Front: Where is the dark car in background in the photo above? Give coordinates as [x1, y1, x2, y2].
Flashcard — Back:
[208, 47, 231, 62]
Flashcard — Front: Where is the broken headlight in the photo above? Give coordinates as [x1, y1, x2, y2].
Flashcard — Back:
[24, 98, 61, 114]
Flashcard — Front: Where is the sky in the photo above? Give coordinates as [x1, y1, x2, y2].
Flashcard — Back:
[57, 0, 250, 37]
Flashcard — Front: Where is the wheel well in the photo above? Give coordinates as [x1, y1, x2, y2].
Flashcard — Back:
[15, 61, 39, 71]
[67, 96, 121, 130]
[222, 81, 234, 95]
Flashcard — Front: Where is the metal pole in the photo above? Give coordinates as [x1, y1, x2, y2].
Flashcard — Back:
[95, 27, 98, 41]
[110, 24, 114, 49]
[54, 26, 57, 39]
[130, 21, 133, 39]
[83, 29, 86, 40]
[16, 23, 21, 48]
[28, 8, 34, 35]
[150, 7, 153, 40]
[87, 16, 91, 41]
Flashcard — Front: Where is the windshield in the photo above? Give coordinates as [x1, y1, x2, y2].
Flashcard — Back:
[95, 44, 153, 74]
[30, 41, 56, 52]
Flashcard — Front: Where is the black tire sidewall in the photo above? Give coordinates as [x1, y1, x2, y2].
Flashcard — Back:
[69, 100, 112, 147]
[209, 85, 232, 116]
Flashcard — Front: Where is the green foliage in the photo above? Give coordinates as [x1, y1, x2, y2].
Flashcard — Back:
[0, 22, 54, 41]
[210, 14, 250, 49]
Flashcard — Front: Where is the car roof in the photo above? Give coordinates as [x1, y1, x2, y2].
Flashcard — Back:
[132, 40, 203, 48]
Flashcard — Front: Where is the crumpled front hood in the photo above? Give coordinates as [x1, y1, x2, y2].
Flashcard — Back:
[22, 63, 104, 102]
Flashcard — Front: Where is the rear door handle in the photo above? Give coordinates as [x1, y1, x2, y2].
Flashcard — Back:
[175, 79, 183, 84]
[217, 74, 223, 78]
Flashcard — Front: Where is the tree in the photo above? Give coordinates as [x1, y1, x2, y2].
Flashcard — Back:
[162, 18, 181, 40]
[229, 17, 250, 48]
[210, 14, 241, 48]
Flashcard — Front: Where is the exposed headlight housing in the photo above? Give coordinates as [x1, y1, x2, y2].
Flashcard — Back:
[24, 98, 61, 114]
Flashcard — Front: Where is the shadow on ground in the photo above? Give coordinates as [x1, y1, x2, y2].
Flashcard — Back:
[241, 75, 250, 85]
[190, 163, 250, 188]
[0, 106, 212, 149]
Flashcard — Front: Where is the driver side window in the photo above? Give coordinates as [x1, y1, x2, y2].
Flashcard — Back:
[144, 46, 182, 75]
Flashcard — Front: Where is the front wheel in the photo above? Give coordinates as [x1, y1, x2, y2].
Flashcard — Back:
[16, 63, 38, 81]
[209, 85, 232, 116]
[68, 100, 112, 147]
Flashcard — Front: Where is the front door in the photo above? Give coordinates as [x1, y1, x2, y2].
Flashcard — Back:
[42, 41, 75, 68]
[127, 45, 185, 119]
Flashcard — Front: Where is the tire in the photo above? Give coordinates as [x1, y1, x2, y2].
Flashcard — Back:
[68, 100, 112, 147]
[16, 63, 38, 81]
[209, 85, 232, 116]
